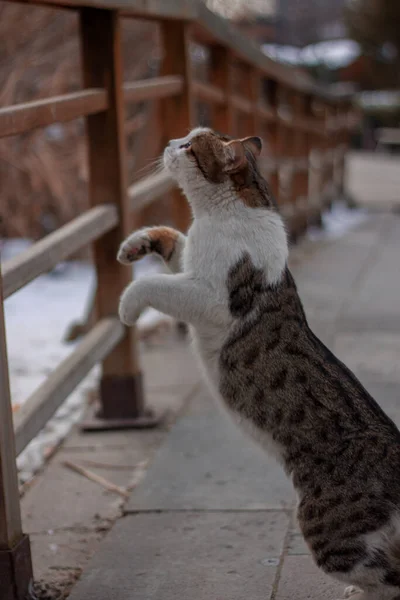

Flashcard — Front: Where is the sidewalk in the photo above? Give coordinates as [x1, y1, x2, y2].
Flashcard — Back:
[54, 211, 400, 600]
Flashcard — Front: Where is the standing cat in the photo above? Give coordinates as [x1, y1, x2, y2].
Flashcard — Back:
[118, 127, 400, 600]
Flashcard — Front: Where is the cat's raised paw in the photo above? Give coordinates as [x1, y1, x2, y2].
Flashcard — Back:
[117, 233, 151, 265]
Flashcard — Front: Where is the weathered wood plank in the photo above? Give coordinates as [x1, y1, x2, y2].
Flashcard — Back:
[0, 89, 107, 138]
[129, 170, 174, 212]
[80, 8, 144, 416]
[3, 204, 118, 299]
[159, 20, 193, 232]
[193, 80, 224, 105]
[258, 101, 275, 122]
[209, 46, 235, 135]
[232, 94, 252, 115]
[8, 0, 197, 20]
[14, 318, 124, 455]
[0, 270, 23, 548]
[124, 76, 184, 104]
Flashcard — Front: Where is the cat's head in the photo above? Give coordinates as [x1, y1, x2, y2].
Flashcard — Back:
[163, 127, 274, 214]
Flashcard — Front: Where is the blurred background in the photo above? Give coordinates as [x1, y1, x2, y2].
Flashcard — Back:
[2, 2, 400, 598]
[2, 0, 400, 243]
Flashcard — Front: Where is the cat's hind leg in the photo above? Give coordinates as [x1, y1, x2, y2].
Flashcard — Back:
[117, 226, 186, 274]
[336, 586, 400, 600]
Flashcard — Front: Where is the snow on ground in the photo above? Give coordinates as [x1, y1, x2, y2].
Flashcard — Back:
[2, 242, 166, 484]
[1, 202, 367, 483]
[307, 201, 368, 241]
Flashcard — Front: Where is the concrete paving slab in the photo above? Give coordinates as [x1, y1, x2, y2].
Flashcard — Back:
[290, 238, 373, 291]
[23, 447, 152, 533]
[30, 529, 102, 581]
[338, 220, 400, 331]
[127, 389, 294, 512]
[68, 511, 289, 600]
[287, 531, 310, 556]
[334, 333, 400, 384]
[275, 555, 343, 600]
[141, 341, 202, 393]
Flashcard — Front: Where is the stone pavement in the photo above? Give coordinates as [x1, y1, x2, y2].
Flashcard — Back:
[346, 151, 400, 212]
[60, 211, 400, 600]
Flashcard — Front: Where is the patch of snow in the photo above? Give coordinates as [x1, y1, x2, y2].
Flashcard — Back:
[301, 39, 360, 69]
[1, 241, 166, 484]
[262, 39, 361, 69]
[262, 44, 302, 65]
[357, 90, 400, 110]
[307, 201, 369, 242]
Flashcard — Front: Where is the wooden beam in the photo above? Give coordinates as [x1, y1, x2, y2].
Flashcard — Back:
[0, 266, 34, 600]
[0, 89, 107, 138]
[3, 204, 118, 299]
[128, 170, 175, 212]
[14, 318, 124, 455]
[159, 20, 193, 232]
[0, 270, 23, 548]
[80, 7, 144, 419]
[209, 45, 235, 136]
[193, 80, 224, 105]
[8, 0, 197, 20]
[258, 101, 275, 122]
[231, 94, 252, 115]
[124, 76, 184, 104]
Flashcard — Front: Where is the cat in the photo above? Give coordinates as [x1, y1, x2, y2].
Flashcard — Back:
[117, 127, 400, 600]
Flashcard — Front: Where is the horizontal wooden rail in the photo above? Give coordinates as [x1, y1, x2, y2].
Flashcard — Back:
[128, 170, 175, 212]
[3, 204, 118, 299]
[193, 81, 224, 105]
[0, 88, 108, 138]
[258, 102, 275, 122]
[259, 157, 309, 174]
[193, 81, 276, 124]
[124, 75, 184, 103]
[5, 0, 352, 104]
[14, 318, 124, 455]
[232, 94, 252, 114]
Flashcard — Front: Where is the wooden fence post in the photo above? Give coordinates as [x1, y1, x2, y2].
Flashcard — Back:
[291, 93, 309, 236]
[209, 45, 235, 136]
[0, 269, 33, 600]
[264, 80, 280, 202]
[248, 68, 262, 136]
[79, 8, 158, 429]
[159, 20, 194, 233]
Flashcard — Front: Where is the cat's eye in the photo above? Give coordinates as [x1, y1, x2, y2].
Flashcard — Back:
[179, 142, 191, 149]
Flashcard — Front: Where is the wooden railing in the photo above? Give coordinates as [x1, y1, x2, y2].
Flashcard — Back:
[0, 0, 354, 597]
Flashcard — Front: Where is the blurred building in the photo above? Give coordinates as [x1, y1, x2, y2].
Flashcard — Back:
[275, 0, 347, 47]
[236, 0, 348, 47]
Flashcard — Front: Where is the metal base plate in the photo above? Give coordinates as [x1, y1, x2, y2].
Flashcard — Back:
[0, 535, 34, 600]
[80, 406, 163, 432]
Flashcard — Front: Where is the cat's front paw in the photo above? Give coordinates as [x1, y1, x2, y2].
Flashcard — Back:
[118, 282, 145, 326]
[117, 231, 152, 265]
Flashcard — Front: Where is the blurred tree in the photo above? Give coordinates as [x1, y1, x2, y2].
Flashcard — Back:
[345, 0, 400, 88]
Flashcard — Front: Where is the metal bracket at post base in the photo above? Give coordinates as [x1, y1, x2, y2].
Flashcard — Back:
[80, 373, 162, 431]
[0, 535, 34, 600]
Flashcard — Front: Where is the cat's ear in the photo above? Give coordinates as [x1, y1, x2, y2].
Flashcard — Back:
[223, 140, 246, 174]
[241, 136, 263, 158]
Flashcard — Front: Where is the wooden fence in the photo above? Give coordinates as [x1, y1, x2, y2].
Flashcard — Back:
[0, 0, 353, 597]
